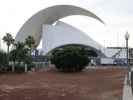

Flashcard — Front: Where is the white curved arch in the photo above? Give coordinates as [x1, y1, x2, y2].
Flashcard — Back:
[42, 21, 106, 56]
[15, 5, 104, 46]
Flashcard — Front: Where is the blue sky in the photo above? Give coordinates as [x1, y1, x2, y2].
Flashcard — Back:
[0, 0, 133, 51]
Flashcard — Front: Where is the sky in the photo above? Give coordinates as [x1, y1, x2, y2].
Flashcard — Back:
[0, 0, 133, 51]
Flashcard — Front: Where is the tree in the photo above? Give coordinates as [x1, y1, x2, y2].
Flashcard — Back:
[51, 45, 90, 72]
[10, 41, 35, 72]
[3, 33, 14, 63]
[25, 36, 35, 55]
[12, 42, 29, 63]
[9, 49, 17, 64]
[10, 42, 28, 65]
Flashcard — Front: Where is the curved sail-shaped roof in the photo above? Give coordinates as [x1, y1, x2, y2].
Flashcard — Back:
[15, 5, 104, 46]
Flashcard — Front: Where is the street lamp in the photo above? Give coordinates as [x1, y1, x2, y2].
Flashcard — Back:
[125, 31, 130, 85]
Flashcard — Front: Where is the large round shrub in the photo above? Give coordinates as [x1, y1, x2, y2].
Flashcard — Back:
[50, 46, 90, 72]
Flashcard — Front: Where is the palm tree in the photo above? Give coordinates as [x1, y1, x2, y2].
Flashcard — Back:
[10, 42, 30, 72]
[13, 42, 28, 62]
[25, 36, 35, 55]
[3, 33, 14, 63]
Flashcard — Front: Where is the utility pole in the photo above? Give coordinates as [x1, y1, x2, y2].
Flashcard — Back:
[125, 31, 130, 85]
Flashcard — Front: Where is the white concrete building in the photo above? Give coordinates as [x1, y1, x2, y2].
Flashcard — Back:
[42, 21, 105, 56]
[15, 5, 104, 46]
[15, 5, 129, 65]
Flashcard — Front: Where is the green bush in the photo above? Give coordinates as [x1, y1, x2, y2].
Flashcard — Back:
[15, 64, 25, 72]
[13, 63, 35, 72]
[0, 51, 8, 71]
[51, 46, 90, 72]
[27, 63, 35, 71]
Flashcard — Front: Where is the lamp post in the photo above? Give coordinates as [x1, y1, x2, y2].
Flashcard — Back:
[125, 31, 130, 85]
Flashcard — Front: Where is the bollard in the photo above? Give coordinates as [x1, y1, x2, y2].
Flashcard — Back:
[12, 65, 15, 72]
[25, 64, 28, 72]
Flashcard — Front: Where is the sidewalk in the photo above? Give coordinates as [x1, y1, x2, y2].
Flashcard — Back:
[122, 74, 133, 100]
